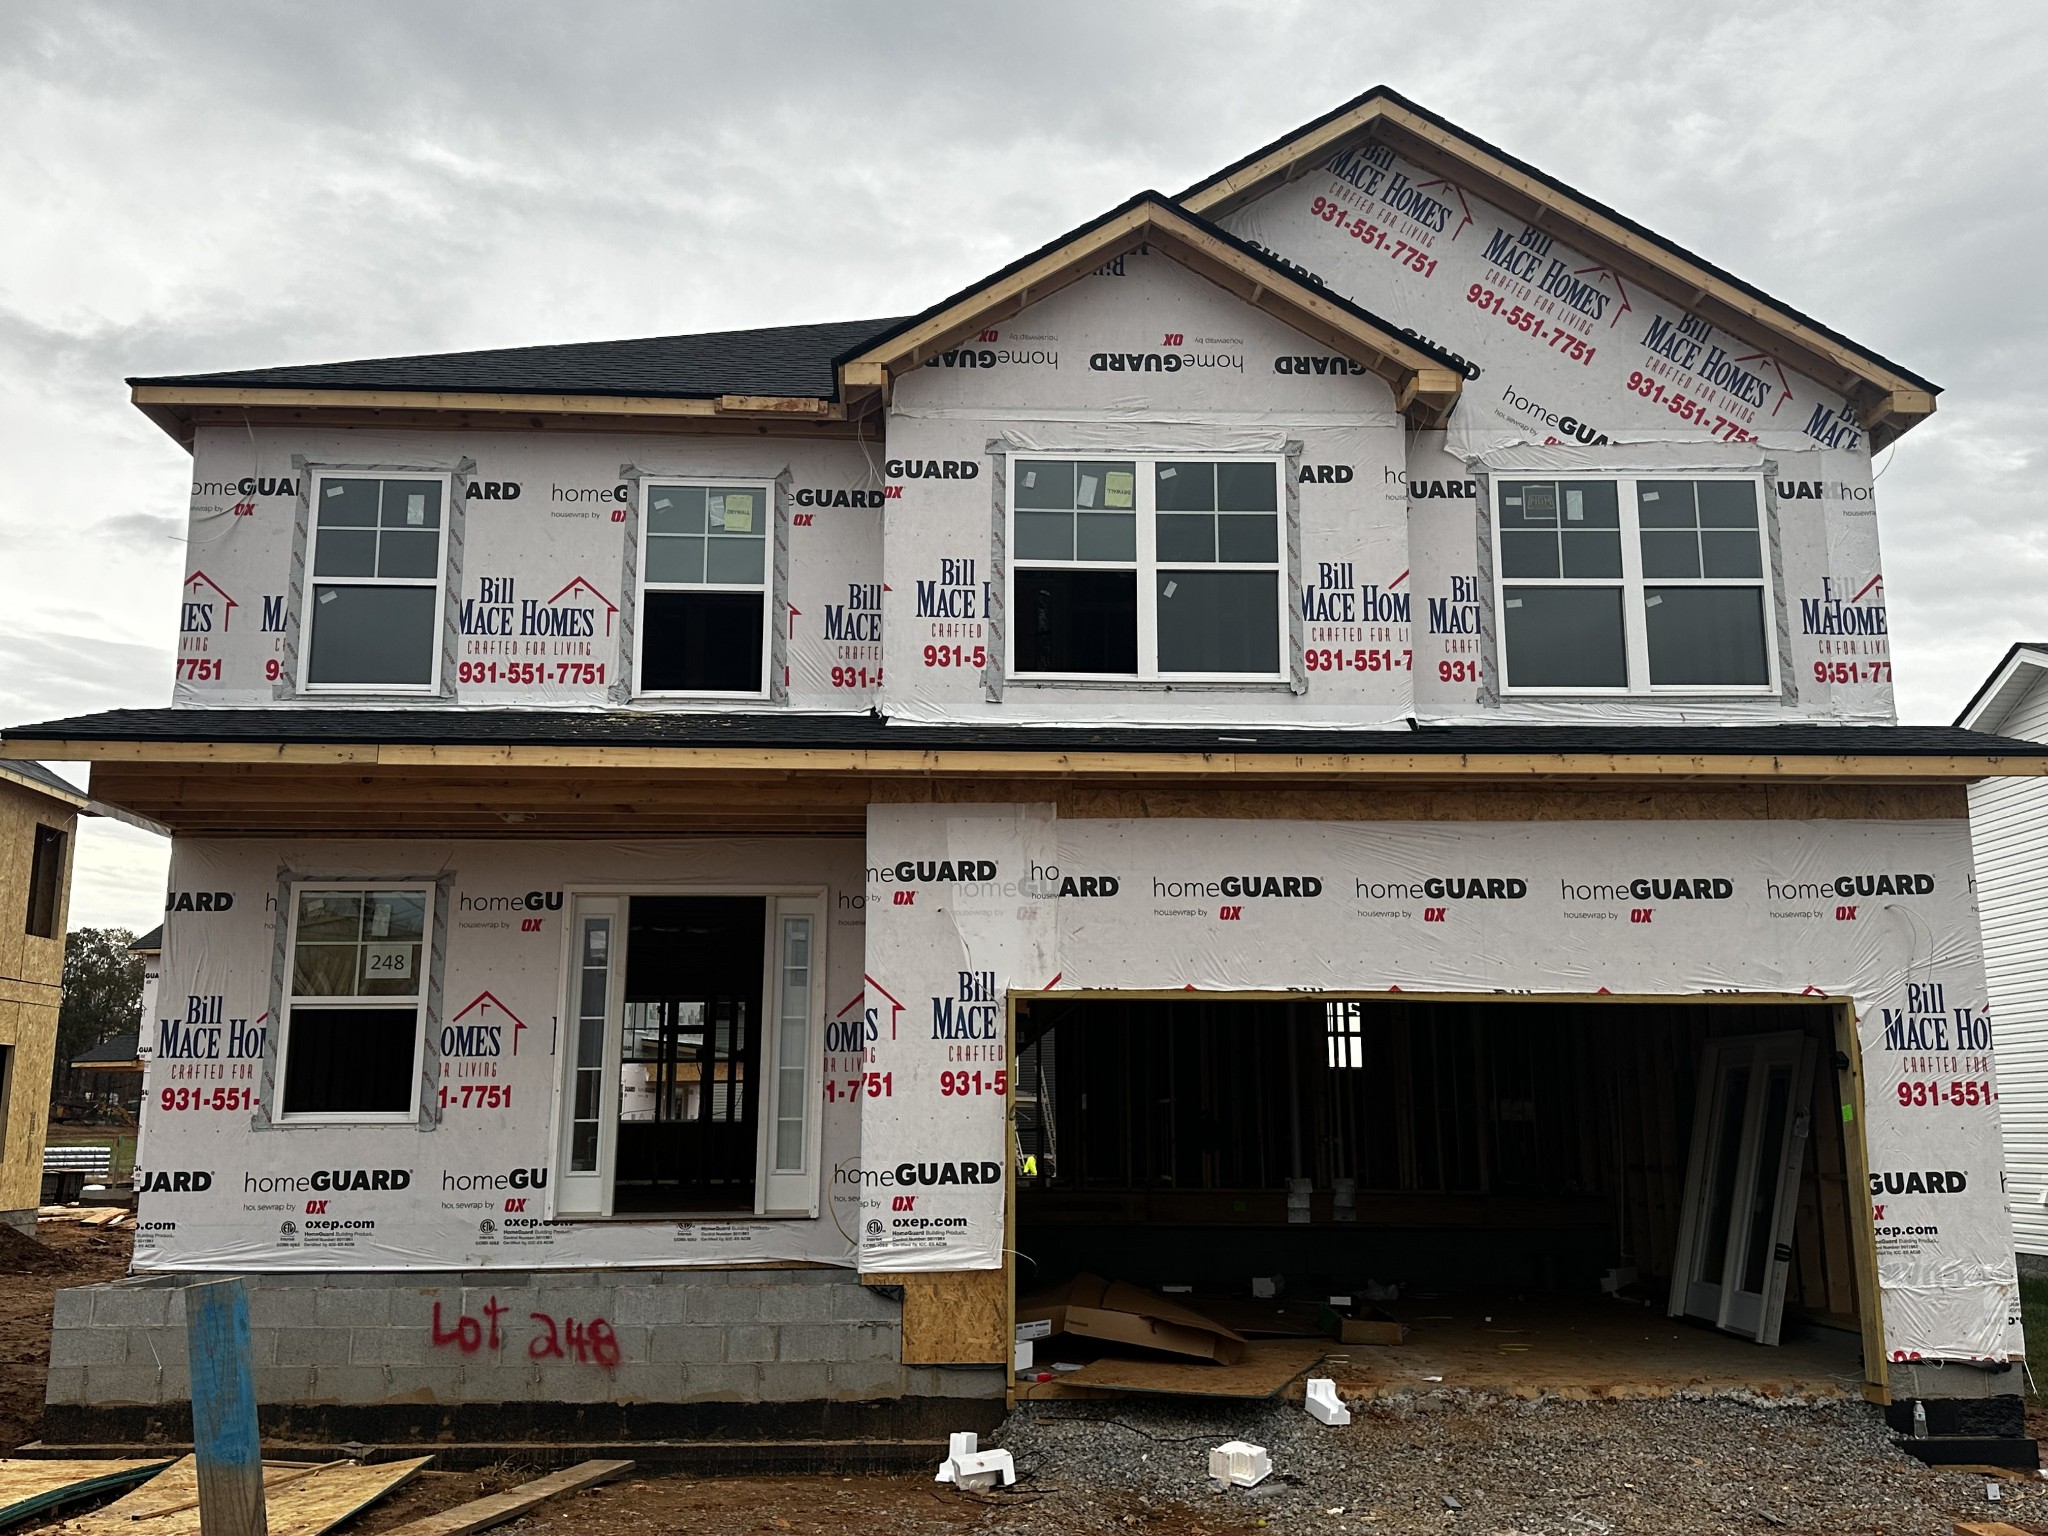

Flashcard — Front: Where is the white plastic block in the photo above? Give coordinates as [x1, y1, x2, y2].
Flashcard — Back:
[951, 1448, 1016, 1491]
[1305, 1377, 1351, 1426]
[935, 1430, 978, 1482]
[1208, 1440, 1272, 1487]
[1014, 1338, 1033, 1372]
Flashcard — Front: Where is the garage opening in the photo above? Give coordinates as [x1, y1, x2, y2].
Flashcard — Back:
[1012, 996, 1872, 1399]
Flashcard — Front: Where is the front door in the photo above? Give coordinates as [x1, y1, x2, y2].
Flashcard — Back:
[1669, 1030, 1816, 1344]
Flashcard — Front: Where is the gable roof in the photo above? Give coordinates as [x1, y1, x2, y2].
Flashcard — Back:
[1177, 86, 1938, 448]
[836, 192, 1466, 425]
[1955, 643, 2048, 735]
[0, 757, 88, 810]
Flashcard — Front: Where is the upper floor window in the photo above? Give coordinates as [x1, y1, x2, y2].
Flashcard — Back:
[638, 482, 770, 696]
[1494, 477, 1774, 694]
[1010, 456, 1285, 681]
[304, 475, 449, 691]
[25, 824, 64, 938]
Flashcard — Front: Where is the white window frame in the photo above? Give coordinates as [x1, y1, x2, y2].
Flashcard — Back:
[275, 881, 432, 1126]
[547, 886, 828, 1220]
[1006, 452, 1290, 684]
[634, 478, 774, 701]
[299, 472, 452, 695]
[1491, 473, 1778, 697]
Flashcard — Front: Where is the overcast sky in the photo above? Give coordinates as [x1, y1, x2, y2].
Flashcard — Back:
[3, 0, 2044, 928]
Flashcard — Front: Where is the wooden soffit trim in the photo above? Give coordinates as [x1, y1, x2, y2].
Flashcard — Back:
[1180, 97, 1934, 446]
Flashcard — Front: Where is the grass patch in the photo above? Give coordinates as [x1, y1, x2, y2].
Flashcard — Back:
[2022, 1274, 2048, 1402]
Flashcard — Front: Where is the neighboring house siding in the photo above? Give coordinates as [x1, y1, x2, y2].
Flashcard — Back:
[1971, 670, 2048, 1254]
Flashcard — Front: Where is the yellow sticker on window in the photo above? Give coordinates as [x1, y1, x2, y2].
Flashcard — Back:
[1104, 471, 1135, 509]
[724, 494, 754, 532]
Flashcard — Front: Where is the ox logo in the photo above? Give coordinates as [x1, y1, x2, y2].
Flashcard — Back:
[1219, 906, 1243, 921]
[891, 1195, 917, 1212]
[504, 1198, 528, 1213]
[304, 1200, 328, 1215]
[1630, 909, 1654, 924]
[1423, 907, 1447, 923]
[1836, 906, 1857, 921]
[892, 890, 916, 906]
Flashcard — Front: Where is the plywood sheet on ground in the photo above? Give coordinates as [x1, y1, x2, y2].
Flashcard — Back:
[54, 1455, 430, 1536]
[0, 1458, 169, 1528]
[1314, 1298, 1862, 1402]
[1016, 1338, 1329, 1399]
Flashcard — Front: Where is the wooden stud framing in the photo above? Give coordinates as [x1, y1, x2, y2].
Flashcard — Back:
[1833, 999, 1890, 1401]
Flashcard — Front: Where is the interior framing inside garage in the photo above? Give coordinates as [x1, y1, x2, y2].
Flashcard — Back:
[1008, 992, 1885, 1400]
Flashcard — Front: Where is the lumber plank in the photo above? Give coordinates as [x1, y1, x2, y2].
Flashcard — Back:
[1954, 1523, 2036, 1536]
[379, 1459, 633, 1536]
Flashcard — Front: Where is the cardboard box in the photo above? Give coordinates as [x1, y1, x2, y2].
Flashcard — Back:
[1018, 1273, 1247, 1365]
[1318, 1303, 1408, 1345]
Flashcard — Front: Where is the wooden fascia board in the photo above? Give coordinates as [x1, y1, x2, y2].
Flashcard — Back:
[9, 737, 2046, 782]
[1183, 100, 1933, 435]
[130, 383, 849, 431]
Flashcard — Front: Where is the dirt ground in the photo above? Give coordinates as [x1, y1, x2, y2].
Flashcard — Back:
[0, 1221, 131, 1454]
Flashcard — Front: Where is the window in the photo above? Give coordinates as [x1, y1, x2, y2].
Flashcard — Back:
[1494, 476, 1774, 693]
[1010, 456, 1286, 680]
[303, 475, 449, 690]
[638, 482, 770, 695]
[25, 824, 64, 938]
[279, 886, 430, 1120]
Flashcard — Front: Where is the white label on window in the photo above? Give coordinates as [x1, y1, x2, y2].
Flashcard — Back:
[364, 943, 414, 980]
[1643, 490, 1660, 502]
[1504, 495, 1522, 506]
[1645, 594, 1663, 606]
[708, 495, 726, 528]
[1159, 466, 1177, 479]
[653, 496, 671, 510]
[1078, 474, 1098, 506]
[369, 902, 391, 937]
[1505, 598, 1523, 608]
[318, 590, 337, 603]
[406, 494, 426, 525]
[325, 485, 344, 498]
[1566, 489, 1584, 521]
[1022, 470, 1036, 488]
[590, 928, 608, 955]
[1163, 580, 1178, 598]
[724, 494, 753, 532]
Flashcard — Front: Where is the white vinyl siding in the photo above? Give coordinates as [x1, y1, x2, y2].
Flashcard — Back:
[1968, 669, 2048, 1255]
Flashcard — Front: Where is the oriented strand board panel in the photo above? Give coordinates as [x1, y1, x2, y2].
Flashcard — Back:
[55, 1457, 429, 1536]
[0, 1458, 170, 1528]
[867, 1269, 1008, 1364]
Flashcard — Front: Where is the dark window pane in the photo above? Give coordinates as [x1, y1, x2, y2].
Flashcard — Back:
[1698, 481, 1759, 528]
[1645, 587, 1769, 686]
[641, 590, 764, 692]
[1155, 462, 1215, 511]
[296, 891, 362, 943]
[1502, 586, 1627, 688]
[1639, 529, 1701, 579]
[1157, 570, 1279, 674]
[381, 480, 441, 530]
[1701, 530, 1762, 579]
[318, 480, 379, 527]
[1077, 462, 1135, 510]
[648, 486, 707, 534]
[1501, 481, 1559, 527]
[1156, 513, 1214, 562]
[1637, 481, 1696, 529]
[1015, 461, 1075, 510]
[313, 529, 377, 578]
[1216, 462, 1277, 511]
[1500, 530, 1560, 579]
[376, 529, 441, 578]
[1561, 529, 1623, 578]
[25, 825, 64, 938]
[1218, 513, 1278, 563]
[1013, 569, 1137, 674]
[1561, 481, 1620, 527]
[292, 944, 357, 997]
[644, 535, 705, 584]
[307, 585, 438, 686]
[1075, 512, 1135, 561]
[1014, 510, 1073, 561]
[282, 1006, 417, 1115]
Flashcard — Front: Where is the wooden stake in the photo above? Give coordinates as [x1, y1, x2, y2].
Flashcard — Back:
[184, 1278, 267, 1536]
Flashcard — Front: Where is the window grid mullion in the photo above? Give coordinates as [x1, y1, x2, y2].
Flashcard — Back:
[1136, 472, 1159, 677]
[1618, 478, 1652, 691]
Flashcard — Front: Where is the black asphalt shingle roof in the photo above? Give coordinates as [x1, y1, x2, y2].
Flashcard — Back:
[72, 1033, 141, 1067]
[6, 709, 2043, 761]
[129, 318, 908, 401]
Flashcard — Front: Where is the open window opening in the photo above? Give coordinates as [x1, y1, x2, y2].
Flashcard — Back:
[25, 824, 65, 938]
[554, 892, 823, 1219]
[1014, 996, 1872, 1400]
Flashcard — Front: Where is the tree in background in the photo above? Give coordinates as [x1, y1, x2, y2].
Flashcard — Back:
[57, 928, 143, 1079]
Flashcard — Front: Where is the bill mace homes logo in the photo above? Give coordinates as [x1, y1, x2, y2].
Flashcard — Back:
[1325, 141, 1473, 241]
[180, 571, 237, 633]
[461, 576, 617, 638]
